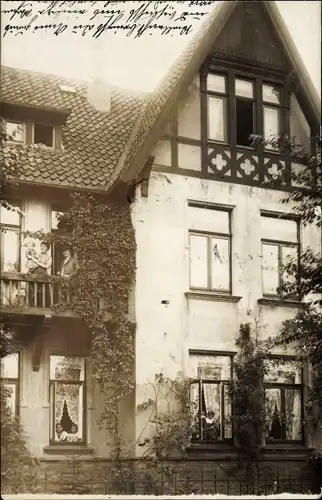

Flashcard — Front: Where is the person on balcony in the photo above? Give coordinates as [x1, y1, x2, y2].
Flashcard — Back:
[57, 246, 78, 302]
[25, 241, 38, 273]
[58, 246, 78, 278]
[28, 242, 52, 307]
[29, 242, 52, 275]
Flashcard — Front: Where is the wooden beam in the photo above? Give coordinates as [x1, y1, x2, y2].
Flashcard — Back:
[31, 314, 52, 372]
[140, 155, 155, 198]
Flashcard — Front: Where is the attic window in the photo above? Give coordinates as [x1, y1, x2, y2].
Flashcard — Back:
[205, 72, 285, 151]
[5, 121, 24, 143]
[33, 123, 54, 148]
[235, 79, 254, 147]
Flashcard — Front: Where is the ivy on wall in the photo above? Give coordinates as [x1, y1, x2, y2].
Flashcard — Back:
[25, 184, 137, 452]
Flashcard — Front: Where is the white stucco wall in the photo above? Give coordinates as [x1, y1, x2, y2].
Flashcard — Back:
[132, 73, 320, 450]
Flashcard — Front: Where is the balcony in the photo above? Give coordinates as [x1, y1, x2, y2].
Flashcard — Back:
[0, 272, 78, 317]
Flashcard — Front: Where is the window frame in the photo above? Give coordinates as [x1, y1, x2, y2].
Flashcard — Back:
[5, 120, 26, 144]
[49, 354, 86, 446]
[50, 208, 64, 276]
[260, 212, 300, 299]
[203, 69, 287, 151]
[189, 350, 235, 444]
[1, 351, 20, 418]
[32, 122, 55, 149]
[0, 202, 22, 273]
[188, 204, 232, 294]
[264, 355, 304, 445]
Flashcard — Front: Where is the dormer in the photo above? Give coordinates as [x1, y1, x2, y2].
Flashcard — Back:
[1, 101, 70, 150]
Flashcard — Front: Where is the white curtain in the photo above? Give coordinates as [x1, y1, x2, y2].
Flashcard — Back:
[285, 389, 302, 440]
[266, 388, 282, 439]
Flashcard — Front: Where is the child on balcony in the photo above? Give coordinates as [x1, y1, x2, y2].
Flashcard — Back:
[25, 241, 38, 273]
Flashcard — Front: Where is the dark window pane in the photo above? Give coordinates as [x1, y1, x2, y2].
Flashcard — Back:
[34, 124, 54, 147]
[236, 99, 254, 146]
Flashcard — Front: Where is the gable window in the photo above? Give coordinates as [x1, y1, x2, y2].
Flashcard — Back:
[188, 202, 232, 293]
[205, 71, 284, 149]
[265, 357, 303, 443]
[261, 212, 299, 297]
[1, 352, 20, 417]
[235, 79, 255, 147]
[49, 355, 85, 444]
[207, 74, 227, 142]
[263, 84, 281, 150]
[189, 351, 233, 443]
[5, 121, 25, 143]
[0, 203, 21, 272]
[33, 123, 54, 148]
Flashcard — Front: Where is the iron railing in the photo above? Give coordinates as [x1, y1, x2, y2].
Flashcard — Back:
[1, 458, 317, 496]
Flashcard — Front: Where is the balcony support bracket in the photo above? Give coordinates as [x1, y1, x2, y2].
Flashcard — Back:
[32, 314, 52, 372]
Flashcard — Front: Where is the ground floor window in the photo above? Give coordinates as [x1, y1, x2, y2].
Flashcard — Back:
[189, 351, 233, 443]
[49, 355, 85, 444]
[1, 352, 20, 417]
[264, 357, 303, 443]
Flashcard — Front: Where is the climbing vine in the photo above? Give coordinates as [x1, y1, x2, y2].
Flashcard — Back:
[137, 373, 192, 457]
[228, 323, 268, 459]
[25, 183, 136, 453]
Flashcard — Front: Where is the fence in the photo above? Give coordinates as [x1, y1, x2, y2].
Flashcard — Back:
[1, 458, 318, 496]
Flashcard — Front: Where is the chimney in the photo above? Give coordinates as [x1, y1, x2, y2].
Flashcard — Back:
[87, 43, 112, 113]
[87, 77, 111, 113]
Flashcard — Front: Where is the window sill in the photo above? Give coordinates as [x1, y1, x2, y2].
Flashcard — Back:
[185, 291, 242, 303]
[262, 444, 313, 460]
[258, 297, 304, 308]
[43, 444, 95, 455]
[186, 442, 239, 459]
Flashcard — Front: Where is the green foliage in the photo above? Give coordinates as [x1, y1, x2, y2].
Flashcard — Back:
[1, 382, 38, 492]
[261, 136, 322, 413]
[137, 373, 192, 457]
[228, 323, 268, 459]
[0, 117, 22, 207]
[26, 186, 136, 452]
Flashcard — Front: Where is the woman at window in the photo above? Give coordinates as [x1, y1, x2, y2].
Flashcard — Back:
[55, 423, 68, 442]
[66, 423, 81, 443]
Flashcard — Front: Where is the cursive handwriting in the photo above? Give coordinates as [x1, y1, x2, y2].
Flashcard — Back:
[1, 0, 215, 39]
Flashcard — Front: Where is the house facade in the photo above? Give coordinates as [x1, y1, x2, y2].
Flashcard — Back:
[0, 0, 321, 479]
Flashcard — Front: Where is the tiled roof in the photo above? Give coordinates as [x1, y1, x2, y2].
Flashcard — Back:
[1, 2, 319, 193]
[1, 66, 145, 191]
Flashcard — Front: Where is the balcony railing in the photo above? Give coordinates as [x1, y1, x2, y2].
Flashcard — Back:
[1, 272, 72, 312]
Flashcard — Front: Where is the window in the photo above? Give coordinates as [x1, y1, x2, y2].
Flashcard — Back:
[33, 123, 54, 147]
[205, 72, 284, 149]
[188, 203, 231, 293]
[263, 84, 281, 150]
[235, 78, 255, 147]
[189, 351, 233, 443]
[207, 74, 227, 142]
[0, 203, 21, 272]
[5, 121, 24, 143]
[51, 209, 64, 275]
[261, 213, 299, 297]
[1, 352, 20, 417]
[265, 358, 303, 443]
[49, 356, 85, 444]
